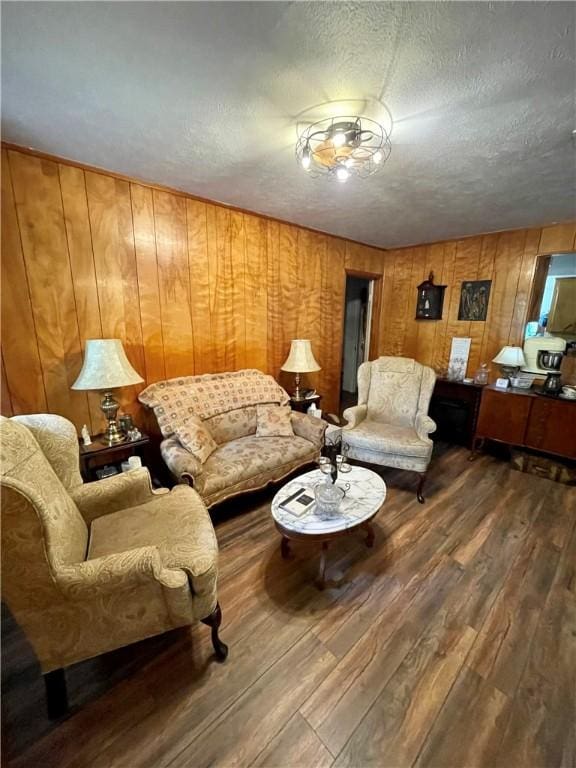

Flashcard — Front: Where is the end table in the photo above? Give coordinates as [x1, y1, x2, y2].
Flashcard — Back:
[79, 433, 151, 482]
[290, 394, 322, 413]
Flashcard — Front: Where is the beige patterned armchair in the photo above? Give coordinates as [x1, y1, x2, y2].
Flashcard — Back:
[342, 357, 437, 502]
[0, 414, 226, 718]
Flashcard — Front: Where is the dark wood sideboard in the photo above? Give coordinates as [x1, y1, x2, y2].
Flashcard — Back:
[473, 384, 576, 460]
[429, 379, 484, 449]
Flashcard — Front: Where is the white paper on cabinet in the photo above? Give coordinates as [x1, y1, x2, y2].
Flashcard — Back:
[448, 337, 472, 381]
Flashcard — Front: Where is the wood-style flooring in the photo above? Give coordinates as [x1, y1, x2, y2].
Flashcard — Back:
[2, 444, 575, 767]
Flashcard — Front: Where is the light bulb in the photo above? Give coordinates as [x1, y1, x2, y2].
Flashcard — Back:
[336, 166, 349, 183]
[332, 132, 346, 148]
[373, 150, 382, 164]
[301, 145, 311, 170]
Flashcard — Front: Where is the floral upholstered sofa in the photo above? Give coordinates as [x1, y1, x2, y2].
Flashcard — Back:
[139, 370, 326, 507]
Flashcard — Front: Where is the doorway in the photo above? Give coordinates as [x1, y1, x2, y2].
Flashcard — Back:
[340, 275, 374, 413]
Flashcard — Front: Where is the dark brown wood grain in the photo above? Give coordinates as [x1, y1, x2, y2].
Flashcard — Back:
[2, 444, 574, 768]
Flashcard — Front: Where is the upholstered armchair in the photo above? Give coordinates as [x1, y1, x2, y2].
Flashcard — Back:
[342, 357, 437, 502]
[0, 414, 227, 718]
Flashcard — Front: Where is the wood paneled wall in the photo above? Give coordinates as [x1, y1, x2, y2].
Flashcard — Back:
[379, 223, 576, 378]
[1, 146, 385, 432]
[2, 144, 574, 435]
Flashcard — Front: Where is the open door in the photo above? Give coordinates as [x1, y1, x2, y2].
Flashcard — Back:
[340, 275, 374, 413]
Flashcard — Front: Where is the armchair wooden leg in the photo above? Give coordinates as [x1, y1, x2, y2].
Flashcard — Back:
[44, 668, 68, 719]
[201, 602, 228, 662]
[416, 472, 427, 504]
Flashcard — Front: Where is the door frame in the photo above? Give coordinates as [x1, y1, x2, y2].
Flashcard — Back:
[343, 269, 383, 362]
[337, 270, 383, 413]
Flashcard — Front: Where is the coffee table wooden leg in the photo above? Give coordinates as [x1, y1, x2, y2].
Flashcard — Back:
[316, 541, 329, 590]
[281, 536, 292, 560]
[363, 522, 375, 548]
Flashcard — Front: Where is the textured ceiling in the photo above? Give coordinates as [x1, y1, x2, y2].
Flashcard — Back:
[2, 1, 575, 248]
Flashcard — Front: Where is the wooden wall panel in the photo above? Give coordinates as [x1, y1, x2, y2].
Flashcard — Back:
[2, 145, 574, 433]
[1, 353, 14, 417]
[538, 223, 576, 254]
[320, 237, 346, 415]
[153, 190, 193, 380]
[186, 199, 213, 375]
[1, 150, 47, 415]
[86, 171, 144, 423]
[9, 151, 90, 426]
[131, 184, 165, 385]
[379, 224, 575, 381]
[244, 214, 268, 374]
[59, 163, 105, 431]
[230, 211, 247, 371]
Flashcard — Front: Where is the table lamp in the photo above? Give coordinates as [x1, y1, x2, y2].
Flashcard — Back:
[281, 339, 321, 399]
[492, 346, 526, 379]
[72, 339, 144, 445]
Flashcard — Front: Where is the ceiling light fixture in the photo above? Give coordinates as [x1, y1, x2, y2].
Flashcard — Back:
[296, 115, 391, 182]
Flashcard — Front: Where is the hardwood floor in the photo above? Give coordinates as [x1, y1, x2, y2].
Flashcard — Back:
[2, 444, 575, 767]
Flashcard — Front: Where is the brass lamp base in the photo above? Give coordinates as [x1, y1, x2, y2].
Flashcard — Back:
[99, 391, 127, 446]
[292, 372, 303, 400]
[499, 365, 520, 379]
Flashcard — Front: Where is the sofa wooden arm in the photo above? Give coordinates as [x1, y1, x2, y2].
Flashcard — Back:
[56, 546, 188, 599]
[291, 411, 327, 447]
[342, 404, 367, 429]
[69, 468, 167, 524]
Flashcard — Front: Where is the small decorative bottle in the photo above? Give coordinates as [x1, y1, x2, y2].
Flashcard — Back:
[473, 363, 489, 386]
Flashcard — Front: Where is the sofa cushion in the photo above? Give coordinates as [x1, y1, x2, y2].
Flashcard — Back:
[174, 416, 217, 464]
[256, 404, 294, 437]
[204, 406, 257, 444]
[201, 435, 315, 500]
[343, 420, 431, 458]
[88, 485, 218, 593]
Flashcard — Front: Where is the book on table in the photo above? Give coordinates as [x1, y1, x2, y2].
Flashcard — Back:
[279, 487, 315, 516]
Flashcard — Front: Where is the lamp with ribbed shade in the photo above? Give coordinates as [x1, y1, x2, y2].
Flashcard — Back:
[72, 339, 143, 445]
[281, 339, 321, 399]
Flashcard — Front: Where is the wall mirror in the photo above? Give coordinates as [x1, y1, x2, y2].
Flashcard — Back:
[525, 253, 576, 339]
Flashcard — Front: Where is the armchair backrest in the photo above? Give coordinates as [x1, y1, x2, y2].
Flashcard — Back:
[11, 413, 83, 491]
[357, 357, 436, 427]
[0, 417, 88, 612]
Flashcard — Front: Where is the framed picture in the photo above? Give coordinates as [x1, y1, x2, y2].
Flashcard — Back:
[416, 272, 446, 320]
[458, 280, 492, 321]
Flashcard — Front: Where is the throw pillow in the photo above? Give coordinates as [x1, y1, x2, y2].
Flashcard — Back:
[256, 404, 294, 437]
[174, 415, 217, 463]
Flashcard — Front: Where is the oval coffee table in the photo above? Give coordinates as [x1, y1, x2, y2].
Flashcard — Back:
[271, 466, 386, 589]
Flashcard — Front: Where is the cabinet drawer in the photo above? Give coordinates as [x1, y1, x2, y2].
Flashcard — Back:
[476, 388, 531, 444]
[525, 398, 576, 458]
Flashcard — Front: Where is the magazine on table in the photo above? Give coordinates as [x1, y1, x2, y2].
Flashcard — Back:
[279, 487, 315, 517]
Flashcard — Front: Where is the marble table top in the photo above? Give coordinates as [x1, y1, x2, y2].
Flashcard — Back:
[271, 466, 386, 536]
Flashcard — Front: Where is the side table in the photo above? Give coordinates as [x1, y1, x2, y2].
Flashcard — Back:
[429, 379, 484, 449]
[290, 394, 321, 413]
[79, 433, 151, 482]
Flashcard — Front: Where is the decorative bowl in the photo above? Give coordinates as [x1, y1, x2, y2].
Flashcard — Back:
[314, 482, 344, 517]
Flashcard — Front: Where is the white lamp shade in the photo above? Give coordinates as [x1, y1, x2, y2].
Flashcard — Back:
[72, 339, 143, 391]
[281, 339, 321, 373]
[492, 346, 526, 367]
